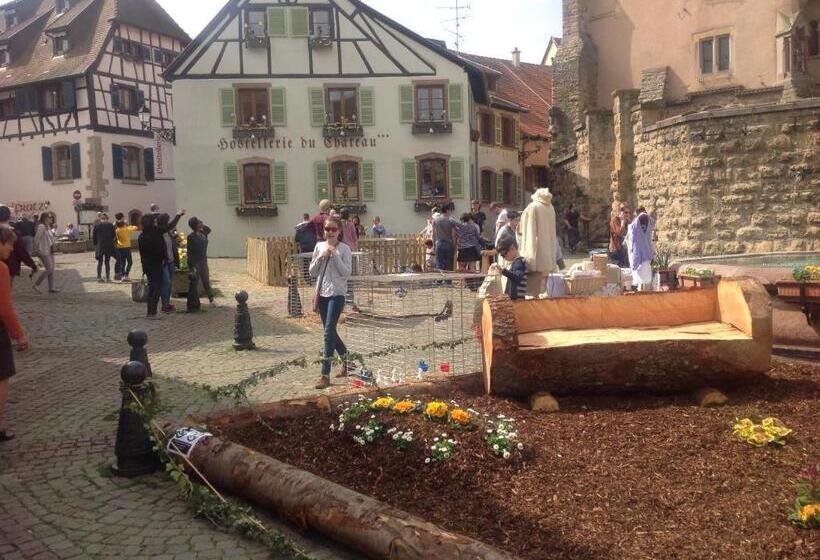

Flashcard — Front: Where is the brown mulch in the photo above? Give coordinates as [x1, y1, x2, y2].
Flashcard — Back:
[217, 358, 820, 560]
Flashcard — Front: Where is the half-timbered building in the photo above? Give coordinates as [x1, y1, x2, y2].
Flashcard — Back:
[0, 0, 188, 227]
[166, 0, 502, 257]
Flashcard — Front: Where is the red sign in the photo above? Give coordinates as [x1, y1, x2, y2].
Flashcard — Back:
[72, 190, 82, 201]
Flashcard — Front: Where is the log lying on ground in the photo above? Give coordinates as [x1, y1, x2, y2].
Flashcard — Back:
[189, 436, 516, 560]
[482, 278, 773, 398]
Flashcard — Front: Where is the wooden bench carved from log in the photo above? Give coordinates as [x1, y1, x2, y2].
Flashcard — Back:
[481, 278, 772, 398]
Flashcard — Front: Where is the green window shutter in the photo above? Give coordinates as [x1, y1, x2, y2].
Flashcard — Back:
[267, 7, 287, 37]
[514, 175, 522, 205]
[309, 87, 326, 127]
[362, 161, 375, 202]
[399, 84, 414, 123]
[225, 162, 241, 206]
[447, 83, 463, 122]
[469, 164, 475, 199]
[270, 87, 286, 126]
[402, 159, 418, 200]
[272, 162, 288, 204]
[289, 7, 310, 37]
[359, 87, 375, 127]
[449, 158, 464, 199]
[494, 114, 502, 146]
[495, 172, 504, 202]
[314, 161, 329, 202]
[219, 88, 235, 128]
[514, 117, 520, 148]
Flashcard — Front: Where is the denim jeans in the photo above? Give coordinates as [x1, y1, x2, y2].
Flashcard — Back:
[435, 239, 454, 271]
[161, 262, 174, 305]
[317, 295, 347, 377]
[115, 248, 133, 277]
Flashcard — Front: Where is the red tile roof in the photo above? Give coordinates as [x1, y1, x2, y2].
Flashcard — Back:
[458, 51, 553, 138]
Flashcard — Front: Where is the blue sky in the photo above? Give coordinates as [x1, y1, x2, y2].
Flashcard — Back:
[154, 0, 562, 64]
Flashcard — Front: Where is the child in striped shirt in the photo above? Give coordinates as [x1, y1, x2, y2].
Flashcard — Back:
[491, 236, 528, 300]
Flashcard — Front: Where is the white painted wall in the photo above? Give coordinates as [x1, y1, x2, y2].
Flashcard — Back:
[174, 75, 474, 257]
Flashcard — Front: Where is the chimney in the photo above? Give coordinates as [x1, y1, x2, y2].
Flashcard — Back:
[512, 48, 521, 67]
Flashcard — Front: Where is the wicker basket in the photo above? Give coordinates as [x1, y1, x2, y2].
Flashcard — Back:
[592, 254, 608, 276]
[566, 275, 607, 295]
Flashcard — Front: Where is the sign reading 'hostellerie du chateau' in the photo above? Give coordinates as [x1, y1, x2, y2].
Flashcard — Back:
[218, 135, 385, 151]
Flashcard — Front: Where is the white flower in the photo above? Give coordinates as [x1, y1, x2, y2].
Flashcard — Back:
[517, 443, 524, 450]
[392, 434, 399, 440]
[431, 445, 436, 450]
[486, 429, 493, 434]
[371, 414, 376, 419]
[329, 424, 335, 431]
[498, 414, 505, 419]
[503, 451, 511, 459]
[493, 444, 499, 451]
[355, 425, 361, 429]
[425, 458, 431, 464]
[442, 433, 447, 438]
[434, 437, 439, 442]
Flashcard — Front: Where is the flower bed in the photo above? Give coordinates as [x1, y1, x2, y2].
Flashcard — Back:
[214, 359, 820, 560]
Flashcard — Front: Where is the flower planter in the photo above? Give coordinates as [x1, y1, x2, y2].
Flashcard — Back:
[657, 269, 677, 289]
[776, 281, 820, 304]
[678, 274, 721, 289]
[171, 269, 205, 298]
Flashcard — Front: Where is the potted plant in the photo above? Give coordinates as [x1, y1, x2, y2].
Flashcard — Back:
[775, 266, 820, 303]
[678, 267, 721, 289]
[652, 245, 676, 289]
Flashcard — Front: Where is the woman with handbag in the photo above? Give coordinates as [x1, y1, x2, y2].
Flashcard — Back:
[308, 216, 352, 390]
[0, 226, 30, 442]
[33, 213, 57, 293]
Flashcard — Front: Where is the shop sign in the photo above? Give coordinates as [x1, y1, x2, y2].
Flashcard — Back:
[10, 200, 51, 216]
[217, 135, 382, 152]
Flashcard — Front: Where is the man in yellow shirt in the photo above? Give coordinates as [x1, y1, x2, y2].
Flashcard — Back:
[114, 213, 139, 282]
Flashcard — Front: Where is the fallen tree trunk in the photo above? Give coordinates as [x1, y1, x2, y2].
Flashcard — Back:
[188, 436, 516, 560]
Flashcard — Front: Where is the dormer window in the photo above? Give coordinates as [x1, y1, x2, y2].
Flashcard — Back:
[53, 34, 68, 57]
[487, 76, 498, 91]
[0, 48, 9, 68]
[4, 10, 16, 29]
[56, 0, 70, 15]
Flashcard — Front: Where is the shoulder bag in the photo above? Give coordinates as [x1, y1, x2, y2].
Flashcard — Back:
[312, 257, 330, 314]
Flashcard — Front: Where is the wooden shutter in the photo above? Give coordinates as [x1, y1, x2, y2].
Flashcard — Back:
[494, 114, 502, 145]
[469, 164, 476, 199]
[402, 159, 418, 200]
[41, 147, 53, 181]
[272, 162, 288, 204]
[111, 84, 120, 110]
[362, 161, 375, 202]
[447, 83, 463, 122]
[112, 144, 123, 179]
[309, 87, 325, 127]
[62, 81, 75, 109]
[144, 148, 155, 182]
[136, 89, 145, 111]
[113, 37, 122, 53]
[449, 158, 464, 199]
[267, 7, 287, 37]
[269, 87, 286, 126]
[314, 161, 329, 202]
[359, 87, 375, 127]
[219, 88, 235, 127]
[224, 162, 241, 205]
[514, 175, 522, 205]
[399, 85, 414, 123]
[514, 117, 520, 148]
[495, 172, 504, 202]
[290, 7, 310, 37]
[70, 143, 81, 179]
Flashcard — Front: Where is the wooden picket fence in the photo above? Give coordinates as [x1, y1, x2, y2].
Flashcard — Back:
[246, 237, 299, 286]
[246, 235, 428, 285]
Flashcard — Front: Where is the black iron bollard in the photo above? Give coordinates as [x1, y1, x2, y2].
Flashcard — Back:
[287, 275, 303, 318]
[187, 270, 201, 313]
[127, 330, 152, 377]
[233, 291, 256, 351]
[112, 361, 160, 477]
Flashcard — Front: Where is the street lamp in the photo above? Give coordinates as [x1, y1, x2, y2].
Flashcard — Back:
[139, 104, 176, 145]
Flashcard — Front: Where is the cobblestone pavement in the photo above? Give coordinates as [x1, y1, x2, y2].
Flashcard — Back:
[0, 253, 361, 559]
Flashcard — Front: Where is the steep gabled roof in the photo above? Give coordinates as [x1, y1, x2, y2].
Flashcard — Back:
[458, 51, 553, 138]
[0, 0, 188, 90]
[164, 0, 488, 104]
[540, 36, 561, 65]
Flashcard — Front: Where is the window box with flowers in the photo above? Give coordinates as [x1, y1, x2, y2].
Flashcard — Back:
[224, 160, 288, 217]
[400, 82, 463, 136]
[220, 87, 286, 139]
[403, 154, 464, 211]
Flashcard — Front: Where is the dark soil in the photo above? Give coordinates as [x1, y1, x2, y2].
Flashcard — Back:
[217, 358, 820, 560]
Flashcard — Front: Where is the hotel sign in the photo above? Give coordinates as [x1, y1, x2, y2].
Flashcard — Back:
[218, 135, 383, 152]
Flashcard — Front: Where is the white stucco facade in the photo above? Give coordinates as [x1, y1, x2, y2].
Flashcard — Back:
[168, 0, 493, 257]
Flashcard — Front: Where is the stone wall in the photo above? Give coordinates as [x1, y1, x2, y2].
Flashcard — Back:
[633, 99, 820, 256]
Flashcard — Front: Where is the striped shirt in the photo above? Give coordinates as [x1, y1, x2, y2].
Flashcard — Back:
[502, 257, 528, 300]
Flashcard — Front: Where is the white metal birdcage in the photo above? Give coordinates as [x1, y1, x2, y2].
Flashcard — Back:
[341, 272, 485, 384]
[287, 251, 372, 317]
